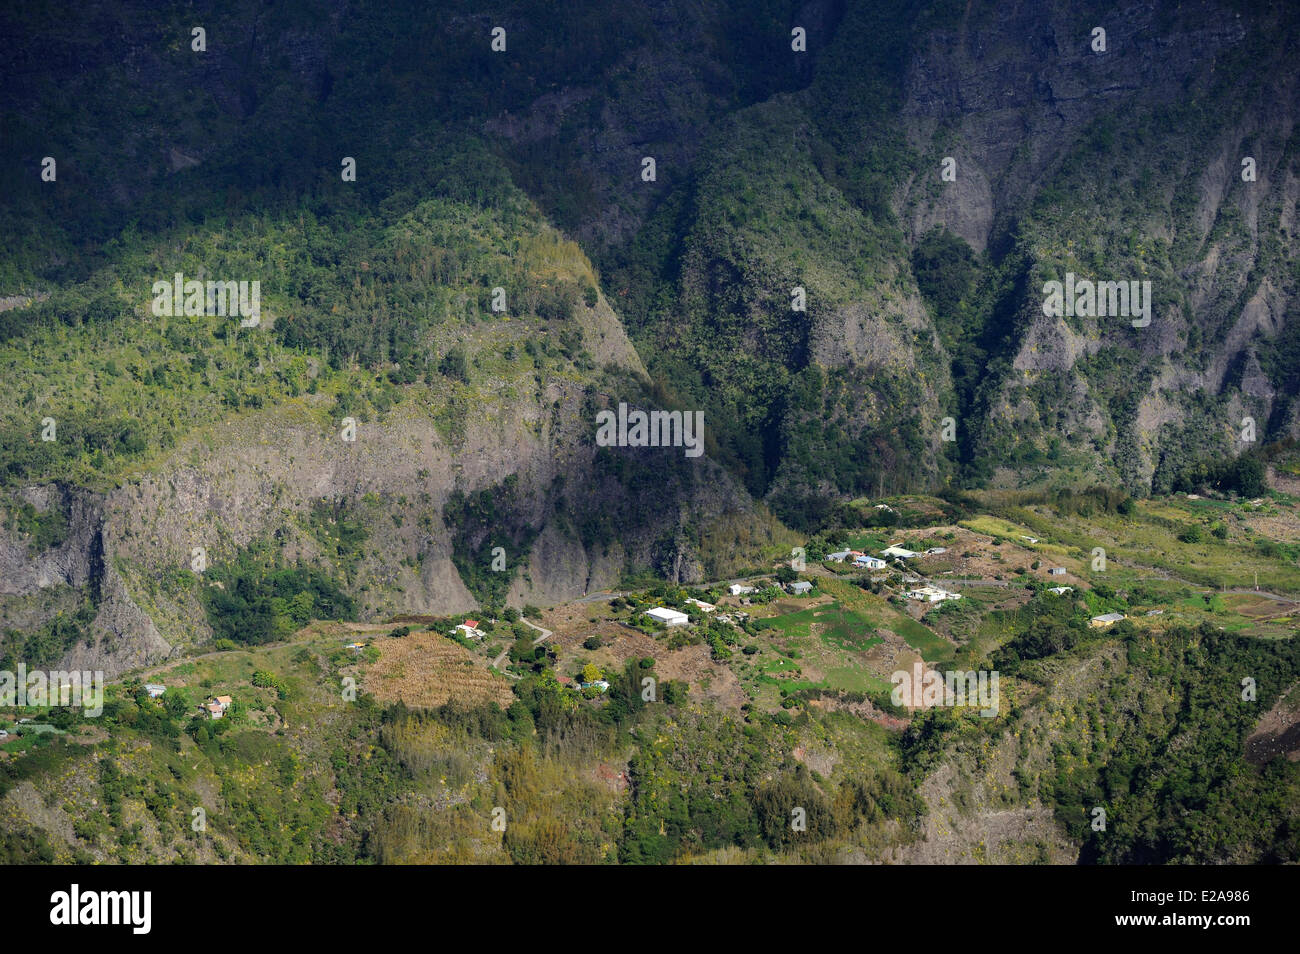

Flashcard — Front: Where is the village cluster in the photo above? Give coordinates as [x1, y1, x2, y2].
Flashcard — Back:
[630, 538, 1134, 632]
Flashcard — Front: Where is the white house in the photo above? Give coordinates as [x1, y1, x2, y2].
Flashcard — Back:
[826, 550, 853, 563]
[200, 696, 231, 720]
[881, 545, 918, 559]
[788, 580, 813, 595]
[685, 597, 716, 613]
[454, 620, 482, 639]
[854, 555, 887, 569]
[1048, 567, 1067, 576]
[924, 547, 948, 555]
[646, 607, 690, 627]
[904, 585, 961, 603]
[1046, 586, 1073, 595]
[145, 684, 167, 698]
[728, 583, 757, 596]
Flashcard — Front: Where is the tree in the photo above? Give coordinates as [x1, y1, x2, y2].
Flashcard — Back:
[1230, 456, 1267, 498]
[164, 691, 189, 720]
[581, 663, 601, 684]
[289, 589, 315, 624]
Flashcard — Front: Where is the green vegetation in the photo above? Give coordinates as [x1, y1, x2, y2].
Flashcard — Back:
[0, 600, 96, 671]
[202, 548, 355, 645]
[1057, 625, 1300, 863]
[1, 0, 1299, 868]
[443, 475, 538, 611]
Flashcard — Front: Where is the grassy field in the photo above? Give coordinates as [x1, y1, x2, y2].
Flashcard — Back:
[818, 577, 956, 664]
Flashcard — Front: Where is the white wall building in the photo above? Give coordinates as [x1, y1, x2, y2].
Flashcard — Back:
[646, 607, 690, 627]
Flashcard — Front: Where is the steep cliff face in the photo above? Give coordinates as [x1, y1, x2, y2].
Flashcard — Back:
[0, 267, 776, 676]
[0, 485, 171, 673]
[481, 0, 1300, 503]
[2, 366, 774, 678]
[898, 0, 1253, 252]
[895, 0, 1300, 491]
[1, 0, 1297, 672]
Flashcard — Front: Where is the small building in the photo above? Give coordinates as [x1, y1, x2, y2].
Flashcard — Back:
[645, 606, 690, 627]
[1046, 586, 1073, 595]
[1090, 612, 1126, 628]
[874, 504, 896, 513]
[1048, 567, 1067, 576]
[200, 695, 232, 719]
[904, 585, 961, 603]
[1145, 609, 1164, 616]
[924, 547, 948, 555]
[685, 597, 716, 613]
[788, 581, 813, 595]
[826, 550, 853, 563]
[145, 684, 167, 698]
[728, 583, 757, 596]
[579, 680, 611, 693]
[854, 555, 887, 569]
[1021, 535, 1039, 544]
[881, 545, 918, 559]
[454, 622, 481, 639]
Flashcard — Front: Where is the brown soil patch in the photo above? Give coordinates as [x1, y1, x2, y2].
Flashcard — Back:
[537, 607, 748, 710]
[919, 525, 1084, 587]
[364, 630, 514, 709]
[1230, 594, 1300, 621]
[654, 644, 748, 710]
[1246, 682, 1300, 764]
[1267, 465, 1300, 496]
[805, 694, 910, 730]
[1241, 507, 1300, 544]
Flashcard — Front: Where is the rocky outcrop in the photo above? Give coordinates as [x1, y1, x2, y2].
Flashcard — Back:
[0, 484, 171, 674]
